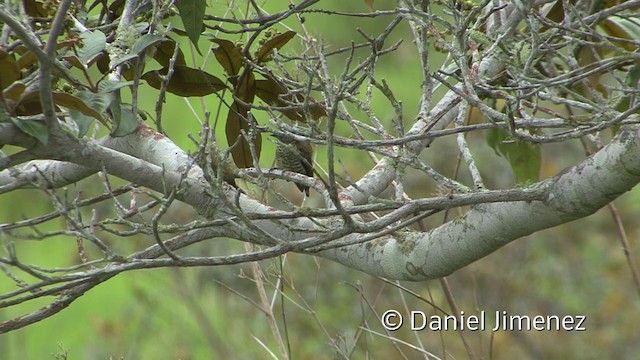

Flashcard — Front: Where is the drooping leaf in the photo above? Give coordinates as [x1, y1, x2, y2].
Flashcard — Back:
[236, 71, 256, 103]
[98, 80, 135, 93]
[95, 50, 137, 80]
[226, 70, 261, 168]
[226, 101, 262, 169]
[255, 31, 296, 64]
[96, 51, 110, 74]
[57, 91, 111, 125]
[0, 107, 10, 122]
[601, 16, 640, 51]
[154, 39, 186, 68]
[109, 54, 139, 71]
[63, 55, 86, 70]
[614, 61, 640, 114]
[17, 40, 76, 69]
[13, 91, 44, 116]
[211, 39, 244, 76]
[487, 127, 541, 184]
[79, 31, 107, 65]
[130, 34, 165, 57]
[538, 0, 563, 24]
[111, 104, 139, 137]
[108, 0, 126, 18]
[10, 118, 49, 144]
[0, 50, 20, 90]
[23, 0, 48, 17]
[69, 110, 95, 138]
[2, 82, 26, 102]
[627, 62, 640, 88]
[255, 76, 326, 122]
[141, 66, 227, 97]
[176, 0, 206, 54]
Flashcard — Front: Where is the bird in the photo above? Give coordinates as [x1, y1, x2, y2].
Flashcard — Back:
[272, 134, 314, 196]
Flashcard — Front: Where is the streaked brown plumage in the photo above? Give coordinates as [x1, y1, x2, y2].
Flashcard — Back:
[274, 136, 314, 196]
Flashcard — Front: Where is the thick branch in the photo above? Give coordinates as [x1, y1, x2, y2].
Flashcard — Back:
[321, 126, 640, 280]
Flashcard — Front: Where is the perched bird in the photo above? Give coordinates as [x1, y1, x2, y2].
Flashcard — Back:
[273, 134, 314, 196]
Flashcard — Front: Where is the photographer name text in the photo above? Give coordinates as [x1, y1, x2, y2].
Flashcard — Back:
[381, 310, 586, 332]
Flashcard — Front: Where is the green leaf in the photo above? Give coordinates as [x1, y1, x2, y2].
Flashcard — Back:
[176, 0, 206, 54]
[255, 31, 296, 64]
[0, 50, 20, 90]
[98, 80, 135, 93]
[13, 91, 44, 116]
[74, 90, 113, 112]
[61, 91, 112, 125]
[487, 127, 540, 184]
[210, 39, 244, 76]
[2, 82, 26, 102]
[79, 31, 107, 65]
[10, 118, 49, 144]
[141, 66, 227, 97]
[130, 34, 165, 56]
[627, 62, 640, 88]
[255, 76, 326, 122]
[602, 16, 640, 51]
[110, 53, 138, 70]
[226, 101, 261, 169]
[111, 104, 139, 137]
[17, 39, 75, 69]
[0, 107, 10, 122]
[55, 93, 105, 123]
[154, 39, 186, 68]
[23, 0, 47, 17]
[69, 110, 95, 138]
[60, 91, 113, 137]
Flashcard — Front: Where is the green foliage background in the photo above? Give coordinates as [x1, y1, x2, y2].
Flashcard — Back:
[1, 1, 639, 359]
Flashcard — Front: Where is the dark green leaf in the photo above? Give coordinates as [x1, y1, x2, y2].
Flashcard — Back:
[23, 0, 48, 17]
[10, 118, 49, 144]
[69, 110, 95, 138]
[110, 54, 138, 70]
[63, 55, 85, 70]
[255, 76, 326, 122]
[79, 31, 107, 65]
[255, 31, 296, 64]
[0, 50, 20, 90]
[57, 91, 112, 126]
[154, 40, 186, 68]
[13, 91, 44, 116]
[602, 16, 640, 51]
[211, 39, 244, 75]
[487, 127, 540, 184]
[74, 90, 113, 113]
[17, 40, 76, 69]
[130, 34, 165, 56]
[14, 91, 104, 118]
[0, 107, 10, 122]
[141, 66, 227, 96]
[111, 104, 139, 137]
[98, 80, 135, 93]
[176, 0, 206, 54]
[2, 82, 26, 102]
[226, 101, 261, 169]
[627, 62, 640, 88]
[236, 71, 256, 103]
